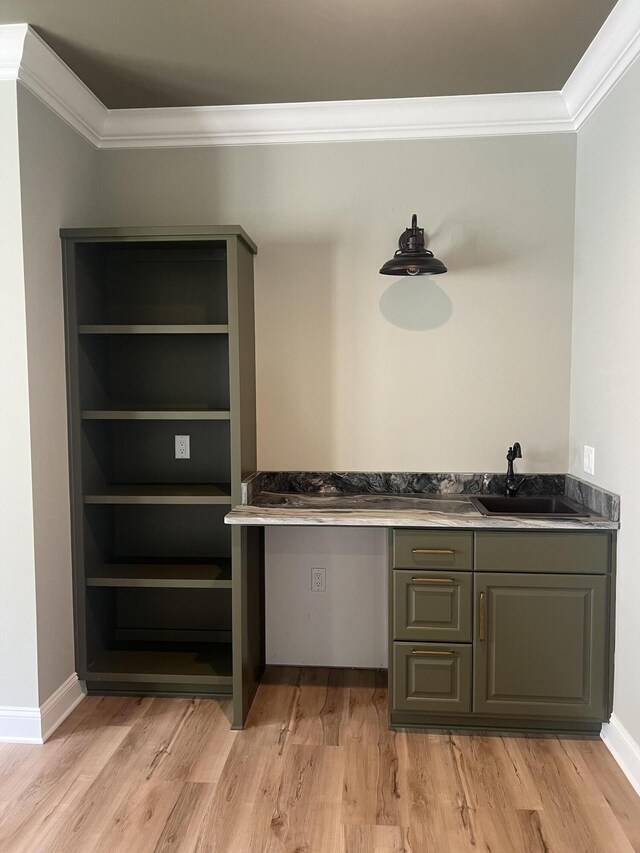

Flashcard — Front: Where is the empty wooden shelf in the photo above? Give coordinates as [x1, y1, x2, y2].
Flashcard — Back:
[86, 644, 233, 686]
[79, 324, 230, 334]
[78, 333, 231, 411]
[83, 483, 232, 504]
[86, 559, 232, 588]
[82, 409, 232, 420]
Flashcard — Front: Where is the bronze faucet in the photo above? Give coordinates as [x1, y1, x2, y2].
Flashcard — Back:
[506, 442, 525, 497]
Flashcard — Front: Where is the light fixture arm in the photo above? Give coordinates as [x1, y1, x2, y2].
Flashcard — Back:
[379, 212, 447, 276]
[396, 213, 434, 258]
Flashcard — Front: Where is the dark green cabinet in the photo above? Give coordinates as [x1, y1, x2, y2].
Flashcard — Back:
[474, 572, 607, 720]
[388, 529, 614, 732]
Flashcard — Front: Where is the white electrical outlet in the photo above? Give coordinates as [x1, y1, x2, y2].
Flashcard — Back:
[311, 567, 326, 592]
[583, 445, 595, 476]
[175, 435, 190, 459]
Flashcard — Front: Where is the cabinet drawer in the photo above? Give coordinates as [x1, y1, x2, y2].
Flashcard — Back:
[393, 642, 472, 714]
[393, 570, 472, 642]
[393, 530, 473, 570]
[475, 532, 610, 574]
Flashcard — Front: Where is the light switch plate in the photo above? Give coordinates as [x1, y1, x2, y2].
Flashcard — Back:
[583, 445, 595, 476]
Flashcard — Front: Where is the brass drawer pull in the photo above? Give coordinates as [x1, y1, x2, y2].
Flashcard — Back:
[479, 591, 486, 642]
[411, 649, 455, 656]
[412, 548, 455, 555]
[411, 577, 455, 584]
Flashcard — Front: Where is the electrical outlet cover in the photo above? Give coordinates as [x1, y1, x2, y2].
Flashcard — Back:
[311, 568, 326, 592]
[583, 445, 595, 476]
[175, 435, 190, 459]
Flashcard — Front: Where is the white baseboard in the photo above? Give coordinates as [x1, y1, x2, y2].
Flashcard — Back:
[601, 713, 640, 797]
[0, 674, 86, 744]
[0, 704, 43, 743]
[40, 674, 86, 741]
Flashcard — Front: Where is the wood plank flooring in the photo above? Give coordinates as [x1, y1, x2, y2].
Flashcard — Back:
[1, 666, 639, 852]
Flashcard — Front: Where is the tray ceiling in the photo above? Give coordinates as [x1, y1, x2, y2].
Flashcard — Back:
[0, 0, 618, 109]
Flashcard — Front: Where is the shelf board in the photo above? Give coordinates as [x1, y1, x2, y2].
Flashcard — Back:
[82, 409, 231, 420]
[78, 324, 229, 335]
[84, 483, 232, 505]
[87, 559, 232, 588]
[86, 643, 233, 685]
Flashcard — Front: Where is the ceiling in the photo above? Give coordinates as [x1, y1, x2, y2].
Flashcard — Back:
[0, 1, 618, 109]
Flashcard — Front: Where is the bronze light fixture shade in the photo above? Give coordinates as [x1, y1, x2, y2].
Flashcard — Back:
[379, 213, 447, 276]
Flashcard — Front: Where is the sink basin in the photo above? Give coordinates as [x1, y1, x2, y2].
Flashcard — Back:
[471, 496, 589, 517]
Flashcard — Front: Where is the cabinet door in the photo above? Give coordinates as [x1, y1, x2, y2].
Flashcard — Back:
[474, 573, 607, 720]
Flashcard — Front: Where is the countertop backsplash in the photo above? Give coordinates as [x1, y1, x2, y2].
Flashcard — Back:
[242, 471, 619, 522]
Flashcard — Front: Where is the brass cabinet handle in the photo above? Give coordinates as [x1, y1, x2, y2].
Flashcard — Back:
[411, 649, 455, 656]
[412, 549, 455, 555]
[479, 591, 486, 642]
[411, 577, 455, 584]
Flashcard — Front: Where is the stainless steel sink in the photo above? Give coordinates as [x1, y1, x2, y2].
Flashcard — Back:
[470, 496, 589, 517]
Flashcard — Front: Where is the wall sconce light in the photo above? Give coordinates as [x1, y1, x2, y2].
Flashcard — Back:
[379, 213, 447, 276]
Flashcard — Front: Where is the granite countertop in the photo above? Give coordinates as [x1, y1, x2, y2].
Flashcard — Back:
[225, 472, 620, 531]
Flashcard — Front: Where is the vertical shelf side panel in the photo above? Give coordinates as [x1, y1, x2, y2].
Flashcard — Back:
[61, 239, 89, 677]
[236, 241, 258, 490]
[228, 238, 264, 728]
[231, 524, 265, 729]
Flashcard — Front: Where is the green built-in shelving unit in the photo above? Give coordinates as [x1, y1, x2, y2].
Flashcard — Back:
[62, 227, 264, 725]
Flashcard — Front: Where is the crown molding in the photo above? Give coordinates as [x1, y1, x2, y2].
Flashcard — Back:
[0, 22, 27, 80]
[101, 91, 572, 148]
[18, 25, 106, 145]
[0, 24, 106, 145]
[563, 0, 640, 128]
[1, 3, 639, 149]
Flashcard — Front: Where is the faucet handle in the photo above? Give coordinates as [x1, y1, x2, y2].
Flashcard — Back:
[513, 476, 526, 494]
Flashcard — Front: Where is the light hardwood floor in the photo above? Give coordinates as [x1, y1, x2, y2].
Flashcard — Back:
[1, 667, 639, 852]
